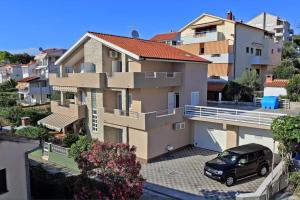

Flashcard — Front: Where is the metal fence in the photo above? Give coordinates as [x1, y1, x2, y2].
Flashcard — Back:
[185, 105, 285, 126]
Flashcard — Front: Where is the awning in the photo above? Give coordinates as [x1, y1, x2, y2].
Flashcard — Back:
[52, 86, 78, 92]
[38, 113, 78, 132]
[191, 20, 224, 29]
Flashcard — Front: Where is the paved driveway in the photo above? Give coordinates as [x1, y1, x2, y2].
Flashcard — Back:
[141, 147, 265, 200]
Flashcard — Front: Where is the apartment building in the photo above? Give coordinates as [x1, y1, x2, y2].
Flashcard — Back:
[0, 134, 39, 200]
[38, 32, 209, 162]
[152, 12, 282, 99]
[247, 12, 293, 43]
[16, 49, 66, 105]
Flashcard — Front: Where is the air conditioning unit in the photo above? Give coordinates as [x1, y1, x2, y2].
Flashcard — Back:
[109, 50, 119, 59]
[173, 122, 185, 130]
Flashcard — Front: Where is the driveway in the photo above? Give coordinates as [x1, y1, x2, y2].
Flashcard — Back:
[141, 147, 265, 200]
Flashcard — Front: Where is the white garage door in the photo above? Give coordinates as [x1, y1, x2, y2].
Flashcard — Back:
[239, 127, 278, 153]
[194, 122, 227, 152]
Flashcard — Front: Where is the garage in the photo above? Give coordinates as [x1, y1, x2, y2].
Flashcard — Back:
[238, 127, 278, 153]
[194, 122, 227, 152]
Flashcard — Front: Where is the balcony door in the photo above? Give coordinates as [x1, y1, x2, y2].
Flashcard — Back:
[191, 91, 200, 106]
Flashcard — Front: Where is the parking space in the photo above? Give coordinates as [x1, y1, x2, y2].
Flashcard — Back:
[141, 147, 265, 200]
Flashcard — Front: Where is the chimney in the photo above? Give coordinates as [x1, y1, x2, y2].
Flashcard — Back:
[21, 117, 30, 127]
[266, 75, 274, 83]
[227, 11, 234, 20]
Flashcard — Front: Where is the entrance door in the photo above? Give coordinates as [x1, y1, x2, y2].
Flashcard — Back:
[191, 91, 200, 106]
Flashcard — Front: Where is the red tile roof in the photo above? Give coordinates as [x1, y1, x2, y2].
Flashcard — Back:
[150, 32, 178, 42]
[88, 32, 209, 63]
[207, 82, 226, 92]
[265, 79, 289, 87]
[18, 76, 40, 83]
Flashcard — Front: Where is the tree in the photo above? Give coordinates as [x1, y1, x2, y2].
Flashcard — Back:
[69, 136, 93, 159]
[0, 51, 13, 62]
[273, 59, 296, 79]
[282, 42, 298, 60]
[16, 126, 49, 140]
[272, 115, 300, 160]
[223, 70, 261, 102]
[0, 79, 17, 92]
[286, 74, 300, 101]
[9, 53, 34, 64]
[74, 142, 144, 200]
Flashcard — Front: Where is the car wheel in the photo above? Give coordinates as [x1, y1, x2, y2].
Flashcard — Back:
[225, 175, 235, 187]
[258, 165, 268, 176]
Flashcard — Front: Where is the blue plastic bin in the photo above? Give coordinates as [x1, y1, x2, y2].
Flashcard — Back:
[261, 96, 279, 109]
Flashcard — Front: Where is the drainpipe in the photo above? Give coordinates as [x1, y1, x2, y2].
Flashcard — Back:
[233, 24, 237, 80]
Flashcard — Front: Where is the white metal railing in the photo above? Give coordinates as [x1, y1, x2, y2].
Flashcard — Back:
[144, 72, 177, 79]
[50, 144, 69, 156]
[255, 98, 290, 109]
[185, 105, 285, 126]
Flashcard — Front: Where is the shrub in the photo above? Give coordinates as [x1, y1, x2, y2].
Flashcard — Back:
[63, 134, 79, 148]
[16, 126, 48, 140]
[0, 92, 18, 107]
[74, 142, 145, 200]
[69, 136, 92, 158]
[286, 75, 300, 102]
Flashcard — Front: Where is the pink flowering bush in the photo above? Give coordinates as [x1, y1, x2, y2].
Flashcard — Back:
[74, 141, 145, 200]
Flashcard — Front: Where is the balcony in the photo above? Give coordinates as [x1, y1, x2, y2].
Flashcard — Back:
[274, 24, 284, 29]
[107, 72, 182, 88]
[51, 101, 87, 119]
[275, 32, 283, 37]
[251, 56, 269, 65]
[100, 107, 184, 131]
[30, 86, 50, 94]
[50, 73, 106, 88]
[185, 105, 285, 130]
[181, 31, 224, 44]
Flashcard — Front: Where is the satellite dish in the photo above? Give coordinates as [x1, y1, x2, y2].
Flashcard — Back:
[38, 47, 43, 52]
[131, 30, 139, 39]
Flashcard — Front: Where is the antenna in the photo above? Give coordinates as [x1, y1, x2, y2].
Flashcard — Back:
[131, 30, 140, 39]
[38, 47, 43, 52]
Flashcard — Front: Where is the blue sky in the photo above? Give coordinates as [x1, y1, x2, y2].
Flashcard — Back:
[0, 0, 299, 55]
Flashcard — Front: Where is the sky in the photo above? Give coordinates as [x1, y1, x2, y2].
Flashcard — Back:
[0, 0, 299, 55]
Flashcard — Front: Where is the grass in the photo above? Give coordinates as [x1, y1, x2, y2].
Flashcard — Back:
[29, 148, 79, 173]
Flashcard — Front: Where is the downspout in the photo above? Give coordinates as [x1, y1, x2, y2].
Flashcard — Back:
[233, 24, 237, 80]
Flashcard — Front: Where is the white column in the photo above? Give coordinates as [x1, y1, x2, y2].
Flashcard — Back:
[121, 53, 128, 72]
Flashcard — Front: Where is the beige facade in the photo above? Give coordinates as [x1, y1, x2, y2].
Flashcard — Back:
[177, 13, 282, 88]
[46, 34, 208, 162]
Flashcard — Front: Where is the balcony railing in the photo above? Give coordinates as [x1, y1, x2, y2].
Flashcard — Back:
[184, 105, 285, 127]
[181, 32, 224, 44]
[51, 101, 87, 119]
[100, 107, 184, 130]
[107, 72, 182, 88]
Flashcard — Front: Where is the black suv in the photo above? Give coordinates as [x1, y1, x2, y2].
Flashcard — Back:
[204, 143, 273, 186]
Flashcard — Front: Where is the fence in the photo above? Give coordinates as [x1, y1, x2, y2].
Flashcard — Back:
[185, 105, 285, 126]
[42, 142, 70, 157]
[236, 161, 289, 200]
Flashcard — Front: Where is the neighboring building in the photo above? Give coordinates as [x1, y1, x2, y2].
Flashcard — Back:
[38, 31, 210, 163]
[0, 134, 39, 200]
[16, 48, 66, 105]
[0, 64, 23, 83]
[16, 76, 50, 105]
[150, 32, 180, 45]
[247, 12, 293, 43]
[152, 12, 282, 100]
[264, 75, 288, 97]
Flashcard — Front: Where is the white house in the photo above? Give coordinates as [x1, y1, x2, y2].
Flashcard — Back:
[264, 75, 288, 97]
[0, 134, 39, 200]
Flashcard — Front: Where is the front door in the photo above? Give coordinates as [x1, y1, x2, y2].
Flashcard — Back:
[191, 91, 200, 106]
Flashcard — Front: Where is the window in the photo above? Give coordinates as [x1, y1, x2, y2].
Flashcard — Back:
[0, 169, 7, 194]
[246, 47, 249, 53]
[271, 49, 274, 54]
[211, 54, 221, 57]
[91, 89, 98, 132]
[128, 93, 132, 109]
[248, 153, 256, 162]
[200, 48, 205, 55]
[256, 49, 262, 56]
[195, 25, 217, 35]
[277, 48, 281, 53]
[251, 48, 254, 54]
